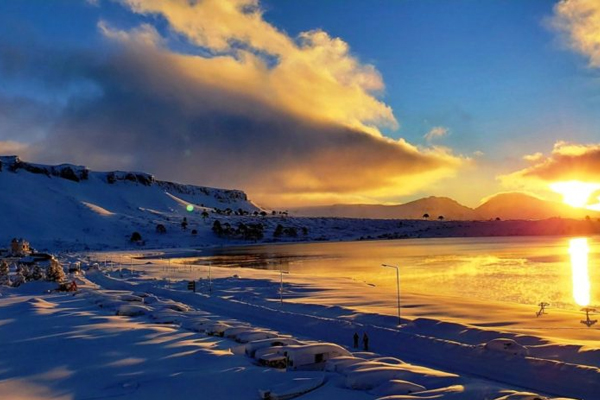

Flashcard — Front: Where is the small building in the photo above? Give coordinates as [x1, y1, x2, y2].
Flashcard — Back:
[11, 238, 31, 257]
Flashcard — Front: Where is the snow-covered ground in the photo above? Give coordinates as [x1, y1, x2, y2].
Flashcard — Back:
[1, 253, 597, 399]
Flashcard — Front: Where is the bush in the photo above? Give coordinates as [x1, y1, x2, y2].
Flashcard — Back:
[16, 264, 31, 282]
[31, 264, 45, 281]
[130, 232, 142, 242]
[212, 220, 223, 235]
[46, 259, 65, 282]
[156, 224, 167, 234]
[0, 260, 10, 286]
[12, 270, 25, 287]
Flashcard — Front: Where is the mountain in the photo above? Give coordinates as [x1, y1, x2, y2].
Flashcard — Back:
[291, 193, 600, 221]
[0, 156, 260, 249]
[291, 196, 476, 220]
[475, 192, 599, 220]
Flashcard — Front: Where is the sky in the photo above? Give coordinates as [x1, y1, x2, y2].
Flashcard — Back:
[0, 0, 600, 208]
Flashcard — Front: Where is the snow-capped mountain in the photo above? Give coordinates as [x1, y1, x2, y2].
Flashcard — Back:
[0, 156, 260, 250]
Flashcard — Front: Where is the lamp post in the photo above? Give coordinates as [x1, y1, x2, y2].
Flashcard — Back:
[208, 263, 212, 294]
[280, 270, 288, 305]
[382, 264, 401, 325]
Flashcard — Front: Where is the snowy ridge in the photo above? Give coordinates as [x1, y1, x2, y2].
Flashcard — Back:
[0, 156, 248, 202]
[0, 155, 259, 249]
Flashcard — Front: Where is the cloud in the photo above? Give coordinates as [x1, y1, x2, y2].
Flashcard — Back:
[0, 140, 29, 155]
[500, 141, 600, 186]
[522, 152, 543, 162]
[118, 0, 397, 136]
[552, 0, 600, 68]
[423, 126, 449, 142]
[0, 0, 465, 206]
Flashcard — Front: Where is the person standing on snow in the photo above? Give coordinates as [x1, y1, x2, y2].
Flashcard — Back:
[353, 332, 359, 349]
[363, 333, 369, 351]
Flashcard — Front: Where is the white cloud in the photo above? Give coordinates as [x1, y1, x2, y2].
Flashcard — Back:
[424, 126, 449, 142]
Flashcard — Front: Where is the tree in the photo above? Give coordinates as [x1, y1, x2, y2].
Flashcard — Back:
[438, 215, 444, 221]
[260, 211, 267, 217]
[191, 229, 198, 235]
[130, 232, 142, 242]
[422, 213, 430, 219]
[181, 217, 188, 230]
[156, 224, 167, 234]
[12, 269, 25, 287]
[46, 259, 65, 282]
[16, 264, 31, 282]
[585, 215, 591, 221]
[201, 210, 209, 221]
[274, 224, 284, 238]
[212, 220, 223, 236]
[31, 264, 45, 281]
[0, 260, 10, 286]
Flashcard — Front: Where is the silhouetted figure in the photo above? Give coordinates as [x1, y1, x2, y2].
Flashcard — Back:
[353, 332, 359, 349]
[536, 302, 549, 317]
[581, 307, 598, 328]
[362, 333, 369, 351]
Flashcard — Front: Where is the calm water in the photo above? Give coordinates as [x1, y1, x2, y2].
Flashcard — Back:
[165, 236, 600, 310]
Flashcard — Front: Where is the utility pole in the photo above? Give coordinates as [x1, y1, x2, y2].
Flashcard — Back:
[382, 264, 401, 326]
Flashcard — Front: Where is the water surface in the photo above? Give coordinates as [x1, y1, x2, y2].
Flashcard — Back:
[161, 236, 599, 311]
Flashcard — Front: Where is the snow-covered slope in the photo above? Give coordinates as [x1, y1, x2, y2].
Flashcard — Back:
[0, 156, 259, 249]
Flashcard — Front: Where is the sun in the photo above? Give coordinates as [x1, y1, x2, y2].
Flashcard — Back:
[549, 181, 600, 208]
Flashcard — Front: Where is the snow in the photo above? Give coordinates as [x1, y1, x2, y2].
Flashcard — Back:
[482, 338, 530, 356]
[1, 157, 598, 399]
[0, 259, 590, 399]
[369, 379, 426, 396]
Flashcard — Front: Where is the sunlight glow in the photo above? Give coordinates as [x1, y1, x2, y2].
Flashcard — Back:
[569, 238, 591, 307]
[550, 181, 600, 208]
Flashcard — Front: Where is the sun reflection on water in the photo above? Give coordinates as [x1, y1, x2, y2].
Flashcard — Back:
[569, 238, 591, 307]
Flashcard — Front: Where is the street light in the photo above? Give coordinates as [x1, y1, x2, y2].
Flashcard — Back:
[280, 270, 289, 305]
[382, 264, 401, 325]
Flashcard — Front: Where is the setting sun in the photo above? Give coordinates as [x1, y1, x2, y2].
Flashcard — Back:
[549, 181, 600, 208]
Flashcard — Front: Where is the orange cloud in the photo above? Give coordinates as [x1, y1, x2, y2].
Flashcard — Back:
[117, 0, 397, 136]
[499, 141, 600, 204]
[552, 0, 600, 68]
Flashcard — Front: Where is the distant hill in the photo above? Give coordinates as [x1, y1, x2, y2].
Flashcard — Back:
[291, 196, 476, 220]
[475, 192, 599, 220]
[291, 193, 600, 221]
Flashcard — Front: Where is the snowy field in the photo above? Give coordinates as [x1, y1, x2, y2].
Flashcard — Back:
[1, 246, 598, 399]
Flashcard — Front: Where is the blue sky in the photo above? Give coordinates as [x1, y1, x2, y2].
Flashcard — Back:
[262, 0, 599, 152]
[1, 0, 599, 207]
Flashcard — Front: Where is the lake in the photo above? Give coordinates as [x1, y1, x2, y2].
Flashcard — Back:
[164, 235, 599, 311]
